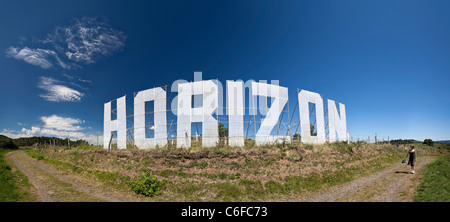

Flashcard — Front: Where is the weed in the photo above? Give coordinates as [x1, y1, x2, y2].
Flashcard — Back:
[228, 173, 241, 180]
[208, 174, 218, 180]
[239, 179, 264, 199]
[219, 172, 227, 179]
[264, 180, 283, 193]
[333, 142, 354, 155]
[215, 182, 242, 201]
[289, 154, 299, 162]
[215, 150, 225, 155]
[229, 161, 240, 169]
[130, 172, 162, 197]
[304, 144, 314, 150]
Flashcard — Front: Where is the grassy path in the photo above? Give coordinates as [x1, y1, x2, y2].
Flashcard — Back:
[6, 150, 128, 202]
[300, 156, 434, 202]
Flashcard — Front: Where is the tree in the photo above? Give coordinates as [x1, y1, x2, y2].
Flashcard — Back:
[310, 125, 317, 136]
[423, 139, 434, 147]
[218, 123, 228, 137]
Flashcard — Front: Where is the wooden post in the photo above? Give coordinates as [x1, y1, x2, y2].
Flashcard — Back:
[108, 133, 113, 151]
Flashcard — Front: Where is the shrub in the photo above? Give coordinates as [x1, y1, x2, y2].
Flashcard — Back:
[333, 142, 353, 155]
[130, 172, 162, 197]
[423, 139, 434, 147]
[304, 144, 314, 150]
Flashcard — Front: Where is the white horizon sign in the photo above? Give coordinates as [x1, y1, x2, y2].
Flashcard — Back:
[104, 79, 347, 149]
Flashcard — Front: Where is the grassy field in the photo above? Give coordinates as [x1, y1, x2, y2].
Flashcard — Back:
[0, 148, 37, 202]
[414, 155, 450, 202]
[21, 141, 443, 201]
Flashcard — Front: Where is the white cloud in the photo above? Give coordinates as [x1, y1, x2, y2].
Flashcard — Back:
[1, 115, 101, 145]
[45, 16, 126, 64]
[6, 47, 53, 69]
[6, 46, 70, 69]
[5, 16, 125, 103]
[41, 115, 85, 131]
[38, 76, 84, 102]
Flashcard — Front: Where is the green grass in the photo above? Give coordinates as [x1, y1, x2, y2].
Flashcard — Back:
[0, 149, 21, 201]
[414, 155, 450, 202]
[0, 148, 36, 201]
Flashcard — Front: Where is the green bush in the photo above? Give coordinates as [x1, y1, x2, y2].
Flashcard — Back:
[423, 139, 434, 147]
[130, 172, 162, 197]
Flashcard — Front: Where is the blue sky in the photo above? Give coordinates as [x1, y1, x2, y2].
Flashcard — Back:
[1, 0, 449, 143]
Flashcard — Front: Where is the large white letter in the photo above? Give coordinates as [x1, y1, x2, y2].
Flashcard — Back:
[298, 90, 326, 144]
[103, 96, 127, 149]
[134, 87, 167, 149]
[227, 80, 244, 147]
[177, 80, 219, 148]
[327, 99, 347, 142]
[251, 81, 289, 145]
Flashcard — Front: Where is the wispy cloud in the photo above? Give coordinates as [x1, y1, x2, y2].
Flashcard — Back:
[38, 76, 84, 102]
[5, 16, 125, 102]
[6, 47, 54, 69]
[6, 46, 71, 70]
[45, 16, 126, 64]
[7, 16, 125, 70]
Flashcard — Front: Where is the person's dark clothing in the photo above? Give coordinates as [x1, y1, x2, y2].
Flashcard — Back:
[407, 150, 416, 166]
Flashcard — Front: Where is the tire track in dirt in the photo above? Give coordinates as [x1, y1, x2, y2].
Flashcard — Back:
[301, 156, 434, 202]
[6, 150, 126, 202]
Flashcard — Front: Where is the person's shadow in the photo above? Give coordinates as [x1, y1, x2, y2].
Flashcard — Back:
[395, 171, 410, 174]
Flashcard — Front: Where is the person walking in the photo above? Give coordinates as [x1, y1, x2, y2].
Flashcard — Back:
[403, 145, 416, 174]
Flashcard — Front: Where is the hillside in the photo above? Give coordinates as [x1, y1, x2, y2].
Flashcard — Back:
[14, 141, 445, 201]
[436, 140, 450, 144]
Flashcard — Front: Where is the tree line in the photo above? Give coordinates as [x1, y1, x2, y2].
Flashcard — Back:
[0, 135, 89, 149]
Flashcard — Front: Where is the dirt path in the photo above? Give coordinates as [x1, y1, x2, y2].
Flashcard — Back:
[300, 156, 434, 202]
[6, 150, 129, 202]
